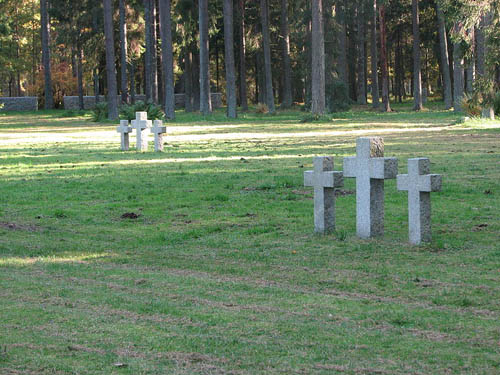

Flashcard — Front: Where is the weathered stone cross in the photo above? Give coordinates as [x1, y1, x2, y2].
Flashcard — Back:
[116, 120, 132, 151]
[150, 120, 167, 152]
[131, 112, 151, 151]
[397, 158, 442, 245]
[343, 137, 398, 238]
[304, 156, 343, 234]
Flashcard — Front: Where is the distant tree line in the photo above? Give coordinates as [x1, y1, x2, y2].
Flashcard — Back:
[1, 0, 499, 119]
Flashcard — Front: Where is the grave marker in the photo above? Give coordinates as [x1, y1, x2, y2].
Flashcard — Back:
[150, 120, 167, 152]
[343, 137, 398, 238]
[131, 112, 151, 151]
[304, 156, 343, 234]
[116, 120, 132, 151]
[397, 158, 442, 244]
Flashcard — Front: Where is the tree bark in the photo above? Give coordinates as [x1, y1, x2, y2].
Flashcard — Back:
[370, 0, 379, 108]
[260, 0, 275, 113]
[185, 50, 193, 112]
[311, 0, 325, 114]
[475, 12, 490, 78]
[40, 0, 54, 109]
[77, 47, 84, 110]
[280, 0, 292, 108]
[436, 3, 452, 109]
[238, 0, 248, 110]
[412, 0, 423, 110]
[466, 28, 475, 94]
[379, 4, 391, 112]
[453, 40, 464, 112]
[223, 0, 237, 118]
[159, 0, 175, 119]
[356, 2, 366, 105]
[199, 0, 212, 114]
[337, 0, 348, 86]
[152, 0, 159, 103]
[144, 0, 153, 102]
[103, 0, 119, 119]
[119, 0, 129, 104]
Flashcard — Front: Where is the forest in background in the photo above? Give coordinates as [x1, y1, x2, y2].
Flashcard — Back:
[0, 0, 499, 118]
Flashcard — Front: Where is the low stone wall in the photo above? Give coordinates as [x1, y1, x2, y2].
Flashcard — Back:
[0, 97, 38, 111]
[63, 93, 222, 110]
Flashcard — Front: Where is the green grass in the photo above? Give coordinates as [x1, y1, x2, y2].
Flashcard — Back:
[1, 103, 499, 374]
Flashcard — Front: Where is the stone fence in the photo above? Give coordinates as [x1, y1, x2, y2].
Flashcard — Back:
[0, 97, 38, 111]
[63, 93, 222, 110]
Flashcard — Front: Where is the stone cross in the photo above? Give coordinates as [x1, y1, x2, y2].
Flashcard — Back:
[304, 156, 343, 234]
[131, 112, 151, 151]
[343, 137, 398, 238]
[116, 120, 132, 151]
[397, 158, 442, 245]
[150, 120, 167, 152]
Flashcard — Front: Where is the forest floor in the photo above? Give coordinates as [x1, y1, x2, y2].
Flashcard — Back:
[0, 102, 499, 374]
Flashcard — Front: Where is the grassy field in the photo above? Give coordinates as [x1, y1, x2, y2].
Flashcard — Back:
[0, 103, 499, 374]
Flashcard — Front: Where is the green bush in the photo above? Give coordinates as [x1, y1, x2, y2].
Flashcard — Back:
[493, 92, 500, 115]
[461, 93, 481, 117]
[120, 101, 165, 121]
[326, 80, 351, 113]
[91, 102, 109, 122]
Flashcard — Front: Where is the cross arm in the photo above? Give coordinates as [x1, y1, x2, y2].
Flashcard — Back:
[370, 157, 398, 179]
[418, 174, 442, 192]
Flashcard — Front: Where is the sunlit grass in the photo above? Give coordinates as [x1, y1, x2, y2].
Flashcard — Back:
[0, 104, 499, 374]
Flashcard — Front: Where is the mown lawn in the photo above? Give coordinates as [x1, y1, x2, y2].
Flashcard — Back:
[0, 104, 499, 374]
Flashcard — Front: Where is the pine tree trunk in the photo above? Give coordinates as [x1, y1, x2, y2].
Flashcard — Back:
[311, 0, 325, 114]
[238, 0, 248, 110]
[475, 12, 490, 78]
[185, 50, 193, 112]
[156, 3, 164, 105]
[466, 28, 475, 93]
[152, 0, 159, 103]
[77, 47, 84, 110]
[453, 39, 464, 112]
[159, 0, 175, 119]
[40, 0, 54, 109]
[260, 0, 275, 113]
[356, 2, 366, 105]
[280, 0, 292, 108]
[103, 0, 119, 119]
[370, 0, 379, 108]
[144, 0, 153, 102]
[412, 0, 423, 110]
[223, 0, 237, 118]
[437, 3, 452, 109]
[119, 0, 129, 104]
[379, 4, 391, 112]
[199, 0, 212, 114]
[337, 0, 348, 86]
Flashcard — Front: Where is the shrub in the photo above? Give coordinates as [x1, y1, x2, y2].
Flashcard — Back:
[120, 101, 165, 121]
[255, 103, 269, 114]
[493, 92, 500, 115]
[461, 93, 481, 117]
[91, 102, 109, 122]
[326, 80, 351, 113]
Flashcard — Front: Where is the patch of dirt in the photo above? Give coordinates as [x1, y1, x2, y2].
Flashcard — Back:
[335, 189, 355, 196]
[314, 364, 390, 374]
[0, 222, 39, 232]
[121, 212, 141, 219]
[473, 223, 488, 231]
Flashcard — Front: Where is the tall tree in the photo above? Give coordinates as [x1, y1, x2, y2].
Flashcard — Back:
[238, 0, 248, 110]
[337, 0, 348, 86]
[103, 0, 119, 119]
[437, 3, 452, 110]
[379, 2, 391, 112]
[260, 0, 275, 113]
[119, 0, 128, 104]
[412, 0, 423, 110]
[280, 0, 292, 108]
[40, 0, 54, 109]
[370, 0, 379, 109]
[311, 0, 325, 114]
[152, 0, 158, 103]
[199, 0, 212, 114]
[159, 0, 175, 119]
[356, 2, 367, 105]
[453, 40, 464, 112]
[223, 0, 237, 118]
[144, 0, 153, 102]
